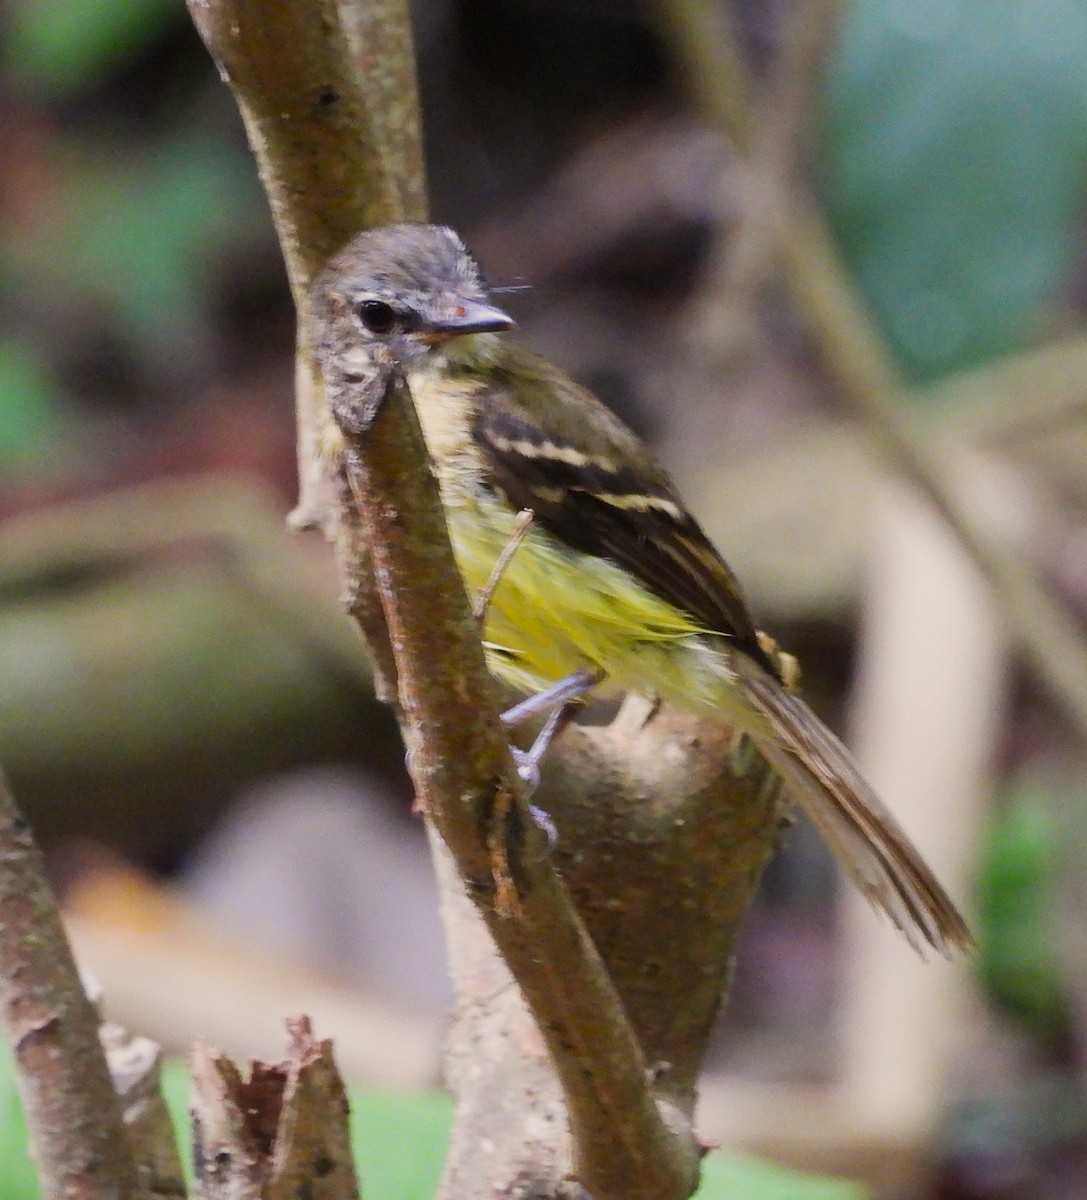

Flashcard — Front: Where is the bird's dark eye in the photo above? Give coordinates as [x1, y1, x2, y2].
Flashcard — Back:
[356, 300, 398, 334]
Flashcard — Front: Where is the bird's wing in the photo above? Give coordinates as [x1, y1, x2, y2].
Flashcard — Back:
[469, 357, 773, 670]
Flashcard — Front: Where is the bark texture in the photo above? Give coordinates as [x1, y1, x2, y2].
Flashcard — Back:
[190, 1017, 360, 1200]
[436, 710, 783, 1197]
[0, 767, 141, 1200]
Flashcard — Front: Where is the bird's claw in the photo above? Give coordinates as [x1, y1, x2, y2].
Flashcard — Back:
[529, 804, 558, 848]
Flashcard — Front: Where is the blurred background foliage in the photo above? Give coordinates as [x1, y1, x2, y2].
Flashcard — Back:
[1, 2, 1086, 1198]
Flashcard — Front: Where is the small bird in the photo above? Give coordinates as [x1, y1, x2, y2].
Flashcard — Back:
[311, 222, 971, 958]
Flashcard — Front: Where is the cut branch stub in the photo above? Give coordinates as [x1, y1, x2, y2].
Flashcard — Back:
[190, 1016, 360, 1200]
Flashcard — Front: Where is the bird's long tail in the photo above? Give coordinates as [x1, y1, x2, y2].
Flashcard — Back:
[731, 654, 972, 958]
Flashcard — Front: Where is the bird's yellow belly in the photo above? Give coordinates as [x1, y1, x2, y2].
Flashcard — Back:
[442, 486, 729, 710]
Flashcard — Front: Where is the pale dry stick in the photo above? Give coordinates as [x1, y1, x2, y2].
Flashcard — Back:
[659, 0, 1087, 740]
[922, 332, 1087, 443]
[782, 201, 1087, 739]
[0, 767, 141, 1200]
[101, 1025, 187, 1200]
[329, 363, 702, 1200]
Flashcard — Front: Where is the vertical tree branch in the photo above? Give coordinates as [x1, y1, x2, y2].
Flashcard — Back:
[0, 766, 141, 1200]
[187, 0, 424, 534]
[340, 0, 428, 221]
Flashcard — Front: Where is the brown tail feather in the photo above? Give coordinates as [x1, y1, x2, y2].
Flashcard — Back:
[732, 656, 972, 958]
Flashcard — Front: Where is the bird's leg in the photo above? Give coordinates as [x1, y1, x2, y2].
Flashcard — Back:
[473, 508, 535, 621]
[500, 668, 602, 730]
[501, 669, 603, 840]
[510, 702, 575, 796]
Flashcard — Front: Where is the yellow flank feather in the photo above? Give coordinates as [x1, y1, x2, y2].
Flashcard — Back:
[400, 358, 738, 715]
[447, 488, 731, 703]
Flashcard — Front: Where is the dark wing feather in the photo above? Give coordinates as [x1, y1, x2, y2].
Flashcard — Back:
[470, 368, 775, 673]
[466, 353, 971, 957]
[731, 654, 973, 957]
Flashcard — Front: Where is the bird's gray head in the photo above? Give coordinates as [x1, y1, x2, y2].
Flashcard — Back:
[310, 223, 514, 373]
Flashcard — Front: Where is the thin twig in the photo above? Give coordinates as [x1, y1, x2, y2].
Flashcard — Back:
[100, 1025, 187, 1200]
[920, 332, 1087, 443]
[0, 767, 141, 1200]
[785, 201, 1087, 736]
[713, 0, 846, 306]
[655, 0, 752, 148]
[473, 508, 535, 621]
[682, 0, 846, 367]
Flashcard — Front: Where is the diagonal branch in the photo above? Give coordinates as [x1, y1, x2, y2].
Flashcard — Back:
[188, 4, 784, 1196]
[0, 766, 141, 1200]
[782, 202, 1087, 737]
[186, 0, 423, 687]
[330, 365, 702, 1200]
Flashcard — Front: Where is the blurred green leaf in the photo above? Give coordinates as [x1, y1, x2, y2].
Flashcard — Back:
[976, 780, 1065, 1033]
[0, 339, 59, 463]
[10, 127, 265, 378]
[0, 1051, 865, 1199]
[5, 0, 180, 95]
[824, 1, 1087, 386]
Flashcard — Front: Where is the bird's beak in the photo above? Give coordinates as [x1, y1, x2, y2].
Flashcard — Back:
[428, 300, 516, 339]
